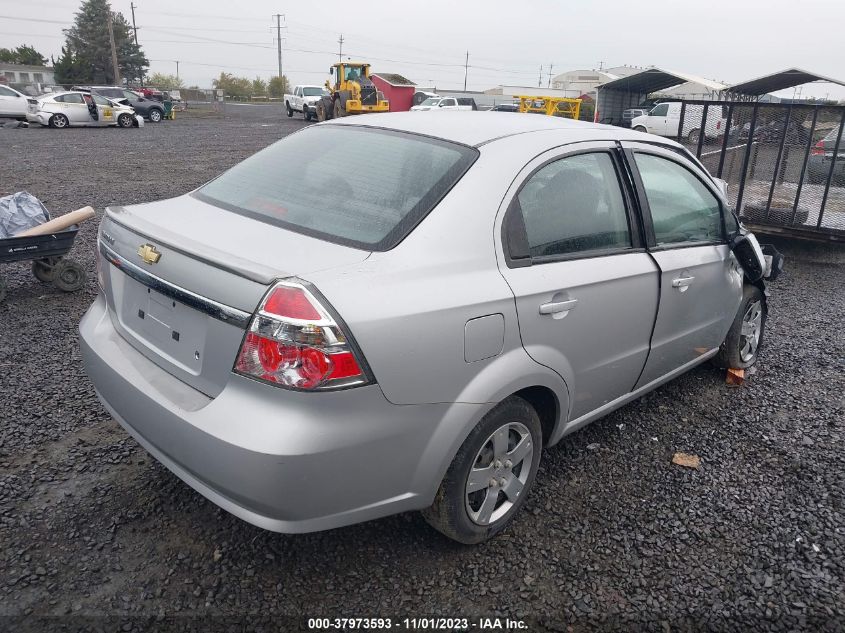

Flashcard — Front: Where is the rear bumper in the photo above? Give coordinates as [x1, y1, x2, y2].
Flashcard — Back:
[26, 112, 50, 126]
[80, 293, 477, 533]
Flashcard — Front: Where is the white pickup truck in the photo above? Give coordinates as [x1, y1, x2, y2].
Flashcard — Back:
[285, 85, 330, 121]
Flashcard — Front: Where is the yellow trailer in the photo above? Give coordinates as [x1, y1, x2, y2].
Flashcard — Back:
[515, 95, 582, 120]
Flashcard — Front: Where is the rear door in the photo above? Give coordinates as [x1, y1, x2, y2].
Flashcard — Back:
[622, 142, 743, 388]
[497, 142, 659, 421]
[55, 93, 90, 124]
[0, 86, 25, 117]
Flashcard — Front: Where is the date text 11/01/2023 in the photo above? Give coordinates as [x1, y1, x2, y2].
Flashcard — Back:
[307, 617, 529, 630]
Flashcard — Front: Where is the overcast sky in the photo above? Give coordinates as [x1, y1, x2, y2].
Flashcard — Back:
[2, 0, 844, 99]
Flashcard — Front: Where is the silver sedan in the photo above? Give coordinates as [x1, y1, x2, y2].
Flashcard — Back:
[27, 91, 137, 128]
[80, 112, 768, 543]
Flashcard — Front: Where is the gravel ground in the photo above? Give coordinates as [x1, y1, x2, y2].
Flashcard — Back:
[1, 106, 844, 632]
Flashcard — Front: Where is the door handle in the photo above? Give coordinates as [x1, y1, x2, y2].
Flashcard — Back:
[539, 298, 578, 315]
[672, 276, 695, 289]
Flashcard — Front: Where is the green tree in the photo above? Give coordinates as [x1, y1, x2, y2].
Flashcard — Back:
[52, 44, 88, 85]
[251, 77, 267, 95]
[268, 75, 290, 98]
[212, 72, 251, 98]
[0, 44, 48, 66]
[58, 0, 148, 85]
[147, 72, 183, 90]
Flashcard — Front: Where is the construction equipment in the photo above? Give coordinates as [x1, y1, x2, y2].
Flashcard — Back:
[515, 95, 582, 120]
[316, 62, 390, 121]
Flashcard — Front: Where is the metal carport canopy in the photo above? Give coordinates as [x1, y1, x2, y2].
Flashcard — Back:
[595, 67, 726, 125]
[726, 67, 845, 96]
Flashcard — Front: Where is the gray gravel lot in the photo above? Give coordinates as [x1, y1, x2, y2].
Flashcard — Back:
[1, 105, 844, 632]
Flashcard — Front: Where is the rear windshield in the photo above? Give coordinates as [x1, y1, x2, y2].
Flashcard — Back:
[195, 125, 478, 251]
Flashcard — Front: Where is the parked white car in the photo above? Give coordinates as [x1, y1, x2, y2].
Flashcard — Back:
[410, 97, 472, 112]
[26, 91, 137, 128]
[631, 102, 728, 143]
[0, 84, 29, 120]
[285, 85, 330, 121]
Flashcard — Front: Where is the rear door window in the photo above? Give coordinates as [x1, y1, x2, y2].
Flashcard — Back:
[515, 152, 632, 258]
[196, 126, 478, 251]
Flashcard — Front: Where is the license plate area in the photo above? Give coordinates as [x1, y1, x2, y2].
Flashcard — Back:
[120, 276, 208, 375]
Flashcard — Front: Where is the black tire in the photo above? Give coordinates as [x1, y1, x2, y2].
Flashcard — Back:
[52, 259, 87, 293]
[286, 102, 293, 117]
[303, 107, 310, 121]
[713, 284, 767, 369]
[333, 99, 346, 118]
[422, 396, 543, 544]
[0, 275, 6, 303]
[49, 113, 69, 129]
[117, 113, 134, 128]
[316, 101, 328, 122]
[148, 108, 163, 123]
[633, 125, 647, 133]
[32, 257, 58, 283]
[687, 128, 701, 144]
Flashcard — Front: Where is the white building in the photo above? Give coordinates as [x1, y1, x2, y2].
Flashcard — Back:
[0, 64, 56, 93]
[484, 84, 583, 99]
[551, 66, 643, 96]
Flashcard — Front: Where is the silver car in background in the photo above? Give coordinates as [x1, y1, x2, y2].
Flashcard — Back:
[81, 112, 768, 543]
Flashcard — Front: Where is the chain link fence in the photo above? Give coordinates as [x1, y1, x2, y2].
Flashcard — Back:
[677, 100, 845, 237]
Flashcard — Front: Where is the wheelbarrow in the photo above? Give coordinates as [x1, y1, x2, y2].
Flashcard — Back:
[0, 225, 88, 303]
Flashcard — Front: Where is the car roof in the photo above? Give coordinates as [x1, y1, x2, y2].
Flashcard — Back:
[325, 111, 678, 148]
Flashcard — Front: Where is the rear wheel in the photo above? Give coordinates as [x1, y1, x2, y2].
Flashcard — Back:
[713, 284, 766, 369]
[117, 113, 134, 128]
[422, 396, 542, 544]
[687, 128, 701, 144]
[633, 125, 647, 133]
[286, 102, 293, 117]
[49, 113, 69, 129]
[333, 99, 347, 118]
[52, 259, 87, 293]
[148, 109, 163, 123]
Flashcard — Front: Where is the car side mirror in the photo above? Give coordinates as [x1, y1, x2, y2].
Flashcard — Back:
[729, 232, 765, 282]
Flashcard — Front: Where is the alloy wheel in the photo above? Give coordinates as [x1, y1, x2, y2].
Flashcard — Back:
[465, 421, 534, 526]
[739, 299, 763, 363]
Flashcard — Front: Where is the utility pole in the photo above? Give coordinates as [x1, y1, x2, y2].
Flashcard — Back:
[538, 65, 542, 88]
[130, 2, 139, 45]
[547, 63, 553, 88]
[275, 13, 285, 90]
[463, 51, 469, 91]
[129, 2, 140, 85]
[175, 60, 179, 80]
[106, 8, 121, 85]
[338, 34, 344, 62]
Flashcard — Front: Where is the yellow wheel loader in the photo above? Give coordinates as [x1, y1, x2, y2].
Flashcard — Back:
[315, 62, 390, 121]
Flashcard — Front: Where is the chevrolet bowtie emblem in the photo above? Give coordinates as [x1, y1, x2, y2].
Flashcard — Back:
[138, 243, 161, 265]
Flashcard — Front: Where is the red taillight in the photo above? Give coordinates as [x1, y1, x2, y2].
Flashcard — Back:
[234, 280, 369, 391]
[811, 140, 825, 156]
[716, 120, 722, 130]
[263, 285, 322, 320]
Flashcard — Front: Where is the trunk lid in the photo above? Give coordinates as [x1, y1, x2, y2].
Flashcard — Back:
[99, 194, 371, 397]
